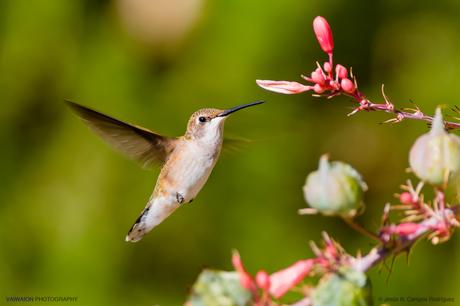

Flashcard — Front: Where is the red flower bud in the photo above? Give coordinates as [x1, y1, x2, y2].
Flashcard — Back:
[325, 243, 338, 259]
[240, 273, 255, 291]
[313, 83, 326, 94]
[323, 62, 332, 73]
[311, 70, 325, 85]
[340, 78, 355, 93]
[313, 16, 334, 54]
[232, 251, 257, 293]
[393, 223, 423, 236]
[256, 270, 271, 291]
[335, 64, 348, 79]
[399, 192, 414, 205]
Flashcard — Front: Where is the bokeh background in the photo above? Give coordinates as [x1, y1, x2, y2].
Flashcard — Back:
[1, 0, 460, 305]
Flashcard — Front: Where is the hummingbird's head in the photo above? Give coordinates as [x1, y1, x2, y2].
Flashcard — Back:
[185, 101, 264, 143]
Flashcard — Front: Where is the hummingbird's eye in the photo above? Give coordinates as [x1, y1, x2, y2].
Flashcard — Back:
[198, 116, 207, 123]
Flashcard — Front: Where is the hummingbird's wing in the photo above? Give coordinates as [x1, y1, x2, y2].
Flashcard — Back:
[222, 136, 252, 154]
[66, 101, 176, 168]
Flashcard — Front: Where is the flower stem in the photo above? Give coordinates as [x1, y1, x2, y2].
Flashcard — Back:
[353, 206, 460, 272]
[435, 187, 446, 211]
[342, 217, 381, 242]
[343, 87, 460, 129]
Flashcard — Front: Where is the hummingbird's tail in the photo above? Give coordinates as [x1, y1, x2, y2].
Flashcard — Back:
[125, 196, 180, 242]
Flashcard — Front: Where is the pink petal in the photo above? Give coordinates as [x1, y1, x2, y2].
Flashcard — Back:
[269, 259, 314, 299]
[256, 80, 312, 94]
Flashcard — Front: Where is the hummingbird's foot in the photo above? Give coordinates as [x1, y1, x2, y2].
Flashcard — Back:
[176, 192, 185, 204]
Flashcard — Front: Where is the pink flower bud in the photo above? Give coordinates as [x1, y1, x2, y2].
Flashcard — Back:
[311, 70, 325, 85]
[335, 64, 348, 79]
[232, 251, 257, 293]
[256, 270, 271, 291]
[269, 259, 314, 299]
[313, 83, 325, 94]
[231, 251, 243, 270]
[313, 16, 334, 54]
[325, 243, 338, 259]
[256, 80, 311, 94]
[399, 192, 414, 205]
[323, 62, 332, 73]
[240, 273, 255, 291]
[393, 223, 423, 236]
[340, 78, 355, 93]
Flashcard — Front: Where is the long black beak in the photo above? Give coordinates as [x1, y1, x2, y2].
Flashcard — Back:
[217, 100, 264, 117]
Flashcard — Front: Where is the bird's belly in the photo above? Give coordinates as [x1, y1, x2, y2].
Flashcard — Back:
[167, 151, 218, 202]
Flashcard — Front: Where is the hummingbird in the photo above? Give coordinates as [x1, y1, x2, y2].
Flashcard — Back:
[66, 100, 264, 242]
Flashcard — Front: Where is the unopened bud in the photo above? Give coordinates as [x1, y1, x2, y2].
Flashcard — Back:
[188, 270, 252, 305]
[311, 69, 326, 85]
[239, 273, 254, 291]
[324, 243, 338, 259]
[409, 108, 460, 186]
[313, 16, 334, 54]
[231, 251, 257, 293]
[303, 155, 367, 218]
[255, 270, 271, 291]
[335, 64, 348, 79]
[341, 78, 355, 93]
[393, 222, 423, 236]
[399, 192, 415, 205]
[311, 268, 372, 306]
[323, 62, 332, 73]
[313, 83, 326, 94]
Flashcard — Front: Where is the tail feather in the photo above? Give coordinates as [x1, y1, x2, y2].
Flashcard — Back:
[125, 196, 180, 242]
[125, 206, 151, 242]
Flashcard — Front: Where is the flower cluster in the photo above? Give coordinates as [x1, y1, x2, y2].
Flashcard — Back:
[231, 233, 367, 305]
[257, 16, 357, 98]
[186, 16, 460, 306]
[228, 175, 460, 305]
[382, 179, 460, 245]
[256, 16, 460, 129]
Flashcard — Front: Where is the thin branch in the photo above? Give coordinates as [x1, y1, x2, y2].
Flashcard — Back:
[352, 205, 460, 272]
[345, 95, 460, 130]
[342, 217, 381, 242]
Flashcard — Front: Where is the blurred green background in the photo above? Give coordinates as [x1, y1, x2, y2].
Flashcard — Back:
[1, 0, 460, 305]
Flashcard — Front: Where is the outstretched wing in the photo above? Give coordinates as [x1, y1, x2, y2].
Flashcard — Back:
[222, 136, 252, 154]
[66, 101, 176, 168]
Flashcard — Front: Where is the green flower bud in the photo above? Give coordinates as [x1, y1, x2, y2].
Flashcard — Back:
[303, 155, 367, 218]
[409, 108, 460, 186]
[311, 268, 372, 306]
[187, 270, 251, 306]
